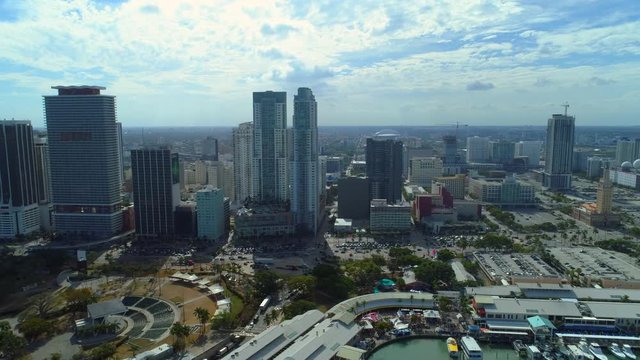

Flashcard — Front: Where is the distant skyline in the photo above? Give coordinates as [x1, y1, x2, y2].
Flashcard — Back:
[1, 0, 639, 127]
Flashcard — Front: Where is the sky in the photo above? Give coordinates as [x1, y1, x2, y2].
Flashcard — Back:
[0, 0, 639, 128]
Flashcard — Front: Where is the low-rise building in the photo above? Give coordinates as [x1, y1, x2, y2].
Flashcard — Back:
[468, 175, 536, 207]
[369, 199, 412, 233]
[432, 174, 466, 199]
[234, 202, 294, 239]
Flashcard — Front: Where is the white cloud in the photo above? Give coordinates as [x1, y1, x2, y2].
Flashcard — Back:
[0, 0, 638, 126]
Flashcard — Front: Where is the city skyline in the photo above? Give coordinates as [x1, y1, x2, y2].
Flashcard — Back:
[1, 1, 639, 127]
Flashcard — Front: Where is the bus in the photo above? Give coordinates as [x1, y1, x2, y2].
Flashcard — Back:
[259, 296, 271, 313]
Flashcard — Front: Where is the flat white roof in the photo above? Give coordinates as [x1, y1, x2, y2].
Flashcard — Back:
[221, 310, 325, 360]
[274, 318, 361, 360]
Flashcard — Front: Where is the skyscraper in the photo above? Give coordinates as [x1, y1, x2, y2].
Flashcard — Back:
[196, 185, 225, 240]
[116, 121, 124, 186]
[615, 139, 637, 165]
[233, 122, 253, 204]
[34, 136, 52, 231]
[0, 120, 40, 238]
[291, 87, 319, 234]
[516, 141, 543, 166]
[131, 147, 180, 238]
[44, 86, 122, 238]
[252, 91, 288, 202]
[466, 136, 490, 163]
[442, 135, 458, 165]
[201, 136, 219, 161]
[490, 140, 515, 164]
[366, 131, 403, 204]
[543, 113, 575, 191]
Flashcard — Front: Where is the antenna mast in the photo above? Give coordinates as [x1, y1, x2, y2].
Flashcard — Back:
[561, 102, 570, 116]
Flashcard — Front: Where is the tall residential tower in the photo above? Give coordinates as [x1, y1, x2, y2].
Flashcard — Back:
[0, 121, 40, 238]
[252, 91, 288, 203]
[366, 131, 403, 204]
[543, 113, 575, 191]
[130, 147, 180, 238]
[44, 86, 122, 238]
[291, 87, 319, 234]
[233, 122, 253, 204]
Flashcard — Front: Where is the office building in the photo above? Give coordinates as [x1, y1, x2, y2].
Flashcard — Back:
[201, 136, 219, 161]
[466, 136, 491, 163]
[469, 175, 536, 207]
[252, 91, 288, 202]
[409, 157, 443, 188]
[442, 135, 458, 165]
[366, 131, 403, 204]
[196, 186, 225, 240]
[234, 202, 294, 239]
[432, 174, 466, 199]
[543, 113, 575, 190]
[515, 141, 542, 166]
[490, 140, 515, 164]
[291, 87, 320, 234]
[0, 121, 40, 238]
[44, 86, 122, 238]
[337, 177, 370, 220]
[174, 203, 197, 237]
[233, 122, 253, 204]
[131, 147, 180, 238]
[615, 139, 638, 165]
[572, 150, 590, 172]
[116, 122, 124, 186]
[369, 199, 412, 233]
[33, 137, 52, 230]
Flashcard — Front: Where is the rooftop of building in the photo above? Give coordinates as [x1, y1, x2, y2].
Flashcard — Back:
[483, 298, 582, 317]
[584, 301, 640, 320]
[548, 247, 640, 281]
[473, 252, 562, 280]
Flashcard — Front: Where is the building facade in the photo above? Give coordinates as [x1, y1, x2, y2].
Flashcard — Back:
[432, 174, 466, 199]
[515, 141, 542, 166]
[490, 140, 515, 164]
[369, 199, 412, 233]
[196, 186, 225, 240]
[409, 157, 443, 188]
[44, 86, 123, 238]
[201, 136, 219, 161]
[290, 87, 319, 234]
[0, 121, 40, 238]
[131, 148, 180, 238]
[337, 177, 370, 220]
[469, 175, 535, 206]
[543, 113, 575, 191]
[366, 132, 403, 204]
[466, 136, 491, 163]
[252, 91, 288, 203]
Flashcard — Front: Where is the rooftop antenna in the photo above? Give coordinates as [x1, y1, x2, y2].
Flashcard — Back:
[561, 102, 570, 116]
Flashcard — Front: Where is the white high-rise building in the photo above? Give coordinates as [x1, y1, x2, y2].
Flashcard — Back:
[615, 139, 637, 165]
[466, 136, 490, 163]
[252, 91, 288, 202]
[543, 113, 575, 190]
[516, 141, 542, 166]
[233, 122, 252, 204]
[291, 88, 319, 234]
[409, 157, 443, 188]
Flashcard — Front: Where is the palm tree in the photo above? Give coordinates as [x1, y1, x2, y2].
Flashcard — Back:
[170, 322, 191, 354]
[193, 307, 211, 335]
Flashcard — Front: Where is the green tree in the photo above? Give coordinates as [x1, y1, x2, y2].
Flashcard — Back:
[389, 247, 412, 258]
[18, 316, 55, 342]
[170, 323, 191, 354]
[254, 270, 282, 297]
[210, 311, 235, 330]
[63, 288, 97, 316]
[31, 293, 55, 318]
[343, 259, 382, 287]
[436, 249, 457, 262]
[287, 275, 317, 299]
[88, 343, 116, 360]
[312, 264, 354, 300]
[193, 307, 211, 335]
[0, 321, 27, 359]
[283, 300, 318, 319]
[414, 260, 455, 290]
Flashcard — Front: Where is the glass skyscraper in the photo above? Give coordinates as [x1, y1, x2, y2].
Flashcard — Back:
[0, 120, 40, 238]
[543, 113, 575, 191]
[291, 87, 319, 234]
[252, 91, 288, 203]
[44, 86, 122, 238]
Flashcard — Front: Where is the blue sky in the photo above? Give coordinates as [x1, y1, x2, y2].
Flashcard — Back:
[0, 0, 639, 127]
